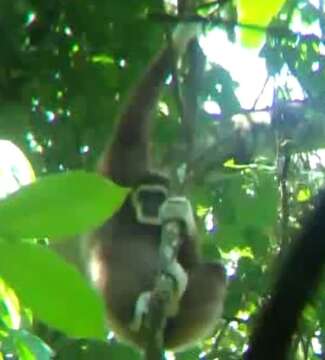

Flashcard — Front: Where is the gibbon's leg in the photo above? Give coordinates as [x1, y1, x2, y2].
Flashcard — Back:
[165, 262, 226, 350]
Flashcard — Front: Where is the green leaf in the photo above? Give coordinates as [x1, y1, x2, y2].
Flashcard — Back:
[10, 329, 53, 360]
[0, 278, 21, 330]
[0, 170, 129, 239]
[175, 347, 201, 360]
[0, 242, 106, 339]
[56, 340, 141, 360]
[16, 342, 35, 360]
[91, 54, 115, 65]
[232, 173, 278, 229]
[297, 186, 311, 202]
[217, 224, 245, 251]
[238, 0, 286, 47]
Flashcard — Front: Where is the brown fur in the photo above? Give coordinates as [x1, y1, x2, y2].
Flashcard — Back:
[86, 35, 226, 350]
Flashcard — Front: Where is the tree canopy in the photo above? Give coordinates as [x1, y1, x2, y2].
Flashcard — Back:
[1, 0, 325, 359]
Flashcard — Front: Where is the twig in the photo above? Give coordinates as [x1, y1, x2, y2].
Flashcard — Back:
[278, 141, 291, 250]
[252, 76, 271, 110]
[148, 13, 325, 41]
[165, 26, 186, 138]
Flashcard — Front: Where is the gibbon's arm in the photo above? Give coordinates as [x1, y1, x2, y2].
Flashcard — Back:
[97, 24, 200, 187]
[245, 190, 325, 360]
[50, 25, 199, 272]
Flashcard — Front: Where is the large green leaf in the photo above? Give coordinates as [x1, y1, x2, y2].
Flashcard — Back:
[235, 173, 278, 229]
[0, 171, 129, 239]
[2, 329, 53, 360]
[0, 278, 21, 329]
[238, 0, 286, 47]
[0, 242, 106, 339]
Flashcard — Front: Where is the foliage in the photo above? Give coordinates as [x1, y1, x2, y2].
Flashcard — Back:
[0, 171, 127, 357]
[0, 242, 106, 339]
[238, 0, 286, 47]
[0, 171, 128, 238]
[0, 0, 325, 359]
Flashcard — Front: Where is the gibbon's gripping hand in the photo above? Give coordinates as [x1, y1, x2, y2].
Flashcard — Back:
[129, 261, 188, 333]
[159, 196, 197, 237]
[129, 197, 195, 333]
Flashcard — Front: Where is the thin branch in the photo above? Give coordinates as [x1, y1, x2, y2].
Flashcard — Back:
[207, 97, 325, 121]
[252, 76, 271, 110]
[300, 335, 310, 360]
[148, 13, 325, 41]
[278, 142, 291, 251]
[165, 26, 186, 137]
[180, 39, 205, 184]
[144, 216, 183, 359]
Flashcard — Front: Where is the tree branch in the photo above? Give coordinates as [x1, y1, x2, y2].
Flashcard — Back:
[144, 216, 182, 359]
